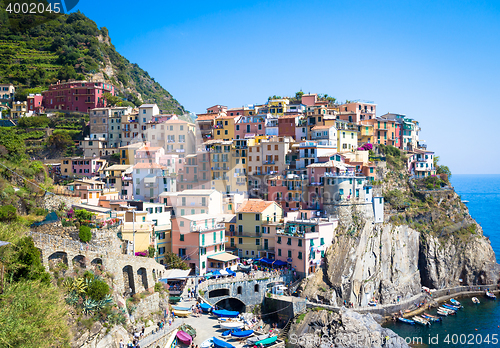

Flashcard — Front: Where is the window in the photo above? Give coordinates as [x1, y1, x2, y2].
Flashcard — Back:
[255, 214, 260, 221]
[287, 238, 291, 245]
[256, 239, 260, 246]
[202, 261, 205, 269]
[298, 239, 302, 247]
[320, 238, 325, 245]
[277, 236, 281, 244]
[180, 234, 184, 241]
[180, 221, 184, 227]
[238, 213, 242, 220]
[278, 249, 281, 256]
[238, 238, 243, 244]
[288, 250, 292, 258]
[238, 225, 243, 233]
[181, 209, 185, 215]
[255, 226, 260, 233]
[298, 251, 303, 259]
[237, 286, 242, 294]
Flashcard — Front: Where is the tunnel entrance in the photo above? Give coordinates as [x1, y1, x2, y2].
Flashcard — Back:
[208, 288, 230, 298]
[214, 297, 246, 312]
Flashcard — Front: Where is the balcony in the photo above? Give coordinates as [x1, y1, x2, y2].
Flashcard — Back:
[322, 171, 355, 178]
[263, 160, 275, 165]
[191, 223, 225, 232]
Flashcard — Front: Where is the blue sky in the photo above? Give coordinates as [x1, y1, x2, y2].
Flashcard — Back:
[73, 0, 500, 174]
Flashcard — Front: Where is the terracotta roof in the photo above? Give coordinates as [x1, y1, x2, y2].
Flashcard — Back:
[237, 199, 275, 213]
[196, 115, 217, 121]
[133, 163, 166, 169]
[279, 114, 300, 119]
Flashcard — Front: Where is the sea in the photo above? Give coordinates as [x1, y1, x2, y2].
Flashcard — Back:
[384, 174, 500, 347]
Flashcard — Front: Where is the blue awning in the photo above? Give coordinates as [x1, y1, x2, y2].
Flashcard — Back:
[226, 268, 236, 276]
[272, 260, 288, 266]
[212, 270, 221, 276]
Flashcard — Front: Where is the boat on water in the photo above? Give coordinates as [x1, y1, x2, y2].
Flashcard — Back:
[439, 307, 456, 314]
[450, 298, 461, 306]
[213, 309, 240, 318]
[398, 317, 415, 325]
[231, 330, 254, 338]
[436, 310, 449, 316]
[413, 316, 431, 326]
[173, 309, 191, 317]
[472, 297, 480, 304]
[461, 200, 469, 204]
[247, 333, 271, 345]
[213, 336, 235, 348]
[443, 303, 460, 310]
[220, 321, 244, 330]
[176, 331, 192, 346]
[422, 313, 441, 322]
[255, 335, 278, 346]
[200, 303, 212, 313]
[485, 290, 497, 299]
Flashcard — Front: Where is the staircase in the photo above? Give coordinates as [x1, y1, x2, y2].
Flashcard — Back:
[278, 316, 295, 340]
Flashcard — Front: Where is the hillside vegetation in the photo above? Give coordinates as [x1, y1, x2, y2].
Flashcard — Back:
[0, 3, 186, 115]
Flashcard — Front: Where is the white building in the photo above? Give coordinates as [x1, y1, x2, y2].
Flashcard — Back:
[132, 163, 176, 202]
[160, 189, 223, 216]
[139, 104, 160, 126]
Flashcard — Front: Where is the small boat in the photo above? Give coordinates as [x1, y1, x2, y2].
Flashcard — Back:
[173, 309, 191, 317]
[173, 306, 191, 311]
[422, 313, 441, 322]
[231, 330, 254, 338]
[200, 303, 212, 313]
[200, 338, 213, 348]
[222, 329, 239, 337]
[439, 307, 456, 314]
[213, 336, 235, 348]
[472, 297, 480, 304]
[413, 316, 431, 326]
[255, 335, 278, 346]
[485, 290, 497, 299]
[450, 298, 461, 306]
[237, 264, 252, 272]
[443, 303, 460, 310]
[176, 330, 192, 345]
[220, 321, 244, 330]
[462, 200, 469, 204]
[437, 310, 449, 316]
[169, 296, 181, 303]
[179, 324, 196, 338]
[398, 317, 415, 325]
[213, 309, 240, 318]
[165, 329, 178, 348]
[247, 333, 271, 345]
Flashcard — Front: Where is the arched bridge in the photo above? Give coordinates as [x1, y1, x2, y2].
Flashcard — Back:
[199, 274, 292, 310]
[29, 231, 165, 295]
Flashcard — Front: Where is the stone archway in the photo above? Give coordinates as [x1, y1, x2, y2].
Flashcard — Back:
[72, 255, 87, 269]
[123, 265, 135, 296]
[91, 258, 103, 272]
[137, 267, 149, 291]
[48, 251, 68, 270]
[214, 297, 246, 312]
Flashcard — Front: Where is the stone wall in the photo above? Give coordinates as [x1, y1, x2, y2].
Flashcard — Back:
[43, 193, 80, 212]
[265, 295, 307, 322]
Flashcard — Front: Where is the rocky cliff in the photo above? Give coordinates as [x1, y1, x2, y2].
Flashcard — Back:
[289, 308, 409, 348]
[299, 161, 500, 306]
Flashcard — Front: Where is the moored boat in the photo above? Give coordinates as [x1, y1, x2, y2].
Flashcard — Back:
[200, 338, 213, 348]
[450, 298, 461, 306]
[173, 309, 191, 317]
[485, 290, 497, 299]
[437, 310, 449, 316]
[398, 317, 415, 325]
[255, 335, 278, 346]
[439, 307, 456, 314]
[422, 313, 441, 322]
[200, 303, 212, 313]
[222, 328, 241, 337]
[213, 337, 235, 348]
[443, 303, 460, 310]
[179, 324, 196, 338]
[220, 321, 244, 330]
[247, 333, 271, 345]
[472, 297, 480, 304]
[413, 316, 431, 326]
[213, 309, 240, 318]
[165, 329, 178, 348]
[176, 330, 192, 346]
[231, 330, 254, 338]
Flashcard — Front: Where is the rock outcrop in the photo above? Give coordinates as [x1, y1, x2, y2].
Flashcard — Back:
[289, 308, 409, 348]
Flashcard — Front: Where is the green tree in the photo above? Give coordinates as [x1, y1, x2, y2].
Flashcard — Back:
[434, 155, 452, 179]
[79, 225, 92, 242]
[103, 92, 122, 107]
[74, 209, 94, 223]
[86, 279, 109, 301]
[0, 205, 17, 221]
[164, 252, 189, 270]
[48, 132, 73, 150]
[11, 236, 50, 284]
[0, 127, 27, 161]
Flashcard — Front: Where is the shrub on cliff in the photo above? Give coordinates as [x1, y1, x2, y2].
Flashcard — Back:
[79, 225, 92, 242]
[0, 205, 17, 221]
[86, 279, 109, 301]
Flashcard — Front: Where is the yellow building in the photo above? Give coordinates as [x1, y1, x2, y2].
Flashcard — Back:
[227, 199, 283, 259]
[121, 210, 153, 253]
[119, 142, 144, 165]
[267, 99, 289, 117]
[358, 123, 374, 146]
[214, 115, 240, 141]
[102, 164, 133, 196]
[206, 139, 247, 194]
[10, 101, 27, 118]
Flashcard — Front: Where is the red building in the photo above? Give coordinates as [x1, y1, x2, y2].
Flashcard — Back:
[278, 114, 300, 140]
[42, 80, 115, 113]
[27, 94, 44, 113]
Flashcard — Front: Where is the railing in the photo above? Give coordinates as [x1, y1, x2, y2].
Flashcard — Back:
[191, 223, 225, 232]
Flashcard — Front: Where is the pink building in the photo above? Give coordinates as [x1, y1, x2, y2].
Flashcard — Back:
[275, 215, 337, 277]
[69, 157, 106, 178]
[42, 81, 115, 113]
[27, 94, 43, 113]
[171, 214, 238, 275]
[301, 94, 317, 106]
[234, 115, 266, 139]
